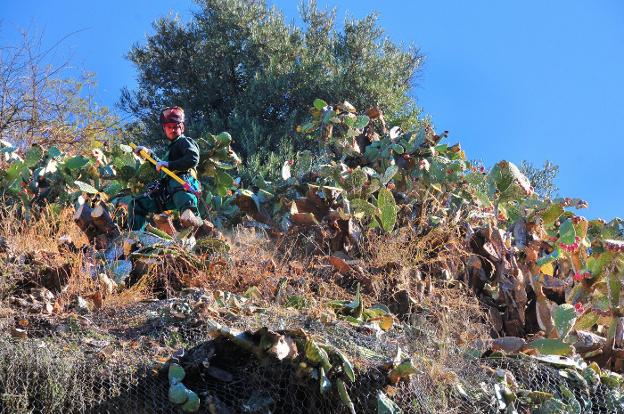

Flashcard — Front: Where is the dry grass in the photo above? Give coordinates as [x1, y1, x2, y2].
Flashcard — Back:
[366, 194, 470, 271]
[0, 201, 490, 351]
[0, 205, 96, 302]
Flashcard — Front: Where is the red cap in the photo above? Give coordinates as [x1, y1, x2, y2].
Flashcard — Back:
[160, 106, 185, 124]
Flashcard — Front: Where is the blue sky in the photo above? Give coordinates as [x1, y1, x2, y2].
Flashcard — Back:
[2, 1, 623, 219]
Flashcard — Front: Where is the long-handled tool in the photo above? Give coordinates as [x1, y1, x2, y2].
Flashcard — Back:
[129, 143, 200, 196]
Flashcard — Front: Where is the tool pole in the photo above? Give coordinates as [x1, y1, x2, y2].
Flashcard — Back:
[129, 143, 199, 195]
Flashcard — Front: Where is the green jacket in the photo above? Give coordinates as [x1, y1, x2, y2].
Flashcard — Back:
[165, 134, 200, 173]
[162, 135, 201, 193]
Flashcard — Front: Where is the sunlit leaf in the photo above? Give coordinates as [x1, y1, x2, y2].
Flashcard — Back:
[181, 389, 200, 412]
[168, 363, 186, 382]
[336, 379, 356, 414]
[378, 188, 397, 233]
[168, 382, 188, 404]
[527, 338, 574, 355]
[552, 304, 576, 340]
[74, 180, 99, 194]
[313, 98, 327, 110]
[64, 155, 90, 170]
[559, 219, 576, 245]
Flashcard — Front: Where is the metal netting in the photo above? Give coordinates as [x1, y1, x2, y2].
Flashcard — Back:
[1, 293, 623, 414]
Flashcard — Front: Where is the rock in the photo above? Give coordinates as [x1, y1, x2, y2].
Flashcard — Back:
[43, 302, 54, 315]
[180, 209, 204, 228]
[492, 336, 527, 353]
[10, 327, 27, 339]
[573, 330, 606, 354]
[31, 287, 54, 302]
[98, 273, 117, 295]
[103, 242, 124, 262]
[75, 296, 91, 314]
[206, 366, 234, 382]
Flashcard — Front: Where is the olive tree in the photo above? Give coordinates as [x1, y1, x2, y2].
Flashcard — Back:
[120, 0, 424, 158]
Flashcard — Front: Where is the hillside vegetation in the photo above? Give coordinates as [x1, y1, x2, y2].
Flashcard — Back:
[0, 97, 622, 413]
[1, 1, 623, 413]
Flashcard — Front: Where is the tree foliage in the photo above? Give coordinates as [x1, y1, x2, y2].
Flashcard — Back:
[120, 0, 423, 158]
[520, 159, 559, 199]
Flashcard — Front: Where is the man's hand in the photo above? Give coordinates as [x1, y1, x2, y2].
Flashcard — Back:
[155, 161, 169, 172]
[133, 145, 152, 156]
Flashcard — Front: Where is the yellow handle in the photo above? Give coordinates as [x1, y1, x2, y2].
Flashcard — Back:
[129, 143, 193, 191]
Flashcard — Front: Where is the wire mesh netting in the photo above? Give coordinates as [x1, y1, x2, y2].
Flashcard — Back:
[1, 291, 623, 414]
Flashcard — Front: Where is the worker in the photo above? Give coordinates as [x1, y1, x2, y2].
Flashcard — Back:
[128, 106, 203, 230]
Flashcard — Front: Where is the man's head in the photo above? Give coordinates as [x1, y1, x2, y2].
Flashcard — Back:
[160, 106, 185, 141]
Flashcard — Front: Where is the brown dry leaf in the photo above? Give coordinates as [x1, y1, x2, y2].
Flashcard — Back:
[522, 348, 539, 356]
[366, 106, 381, 119]
[482, 242, 501, 261]
[615, 318, 624, 350]
[291, 212, 319, 226]
[263, 259, 276, 273]
[570, 252, 583, 274]
[524, 241, 541, 263]
[208, 259, 228, 273]
[52, 298, 64, 314]
[328, 256, 351, 274]
[123, 238, 137, 257]
[17, 319, 29, 328]
[90, 291, 103, 310]
[536, 297, 555, 337]
[384, 385, 398, 397]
